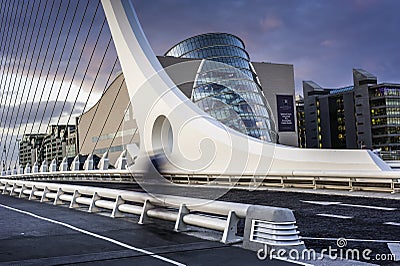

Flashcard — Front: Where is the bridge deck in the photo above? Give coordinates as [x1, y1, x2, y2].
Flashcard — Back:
[0, 195, 291, 266]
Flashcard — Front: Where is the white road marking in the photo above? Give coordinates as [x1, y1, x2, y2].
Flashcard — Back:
[384, 222, 400, 226]
[316, 213, 353, 219]
[302, 237, 400, 244]
[273, 256, 314, 266]
[301, 200, 396, 211]
[339, 203, 396, 211]
[301, 200, 341, 206]
[0, 203, 185, 266]
[387, 243, 400, 261]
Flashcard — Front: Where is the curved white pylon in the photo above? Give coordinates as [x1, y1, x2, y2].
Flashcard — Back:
[101, 0, 391, 174]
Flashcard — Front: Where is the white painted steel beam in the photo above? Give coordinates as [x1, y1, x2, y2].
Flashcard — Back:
[101, 0, 392, 178]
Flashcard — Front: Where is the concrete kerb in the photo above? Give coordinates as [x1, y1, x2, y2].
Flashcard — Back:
[243, 205, 305, 254]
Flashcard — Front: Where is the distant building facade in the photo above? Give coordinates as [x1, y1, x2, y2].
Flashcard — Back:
[251, 62, 297, 146]
[295, 95, 306, 148]
[19, 134, 46, 167]
[42, 125, 77, 165]
[19, 125, 76, 167]
[301, 69, 400, 161]
[302, 81, 356, 149]
[77, 73, 138, 166]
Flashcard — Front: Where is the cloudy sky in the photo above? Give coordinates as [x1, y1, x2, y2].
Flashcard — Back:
[134, 0, 400, 94]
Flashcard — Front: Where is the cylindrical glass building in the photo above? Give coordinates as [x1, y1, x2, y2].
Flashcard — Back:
[165, 33, 276, 142]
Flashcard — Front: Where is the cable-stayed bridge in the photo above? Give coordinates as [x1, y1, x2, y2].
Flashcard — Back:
[0, 0, 397, 189]
[0, 0, 399, 265]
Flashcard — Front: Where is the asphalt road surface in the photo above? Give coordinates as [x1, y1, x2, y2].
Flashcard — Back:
[59, 181, 400, 265]
[0, 194, 295, 266]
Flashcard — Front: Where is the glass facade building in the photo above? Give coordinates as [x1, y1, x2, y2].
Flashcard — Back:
[165, 33, 276, 142]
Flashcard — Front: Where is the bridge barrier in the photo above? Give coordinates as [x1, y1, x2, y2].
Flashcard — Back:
[1, 169, 399, 193]
[0, 178, 304, 253]
[163, 170, 400, 193]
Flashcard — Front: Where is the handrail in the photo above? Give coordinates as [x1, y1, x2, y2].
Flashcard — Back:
[1, 169, 399, 193]
[2, 168, 399, 179]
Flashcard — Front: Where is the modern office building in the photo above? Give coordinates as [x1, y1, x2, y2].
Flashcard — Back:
[302, 81, 357, 149]
[302, 69, 400, 161]
[19, 133, 46, 168]
[19, 125, 76, 167]
[66, 125, 78, 158]
[42, 125, 77, 166]
[77, 33, 298, 166]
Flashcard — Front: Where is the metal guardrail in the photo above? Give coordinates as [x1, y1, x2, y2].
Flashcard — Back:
[386, 161, 400, 170]
[1, 169, 400, 193]
[0, 178, 304, 252]
[2, 170, 136, 183]
[163, 171, 400, 193]
[380, 151, 400, 161]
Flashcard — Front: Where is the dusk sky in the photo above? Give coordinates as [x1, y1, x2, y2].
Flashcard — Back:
[0, 0, 399, 125]
[133, 0, 400, 94]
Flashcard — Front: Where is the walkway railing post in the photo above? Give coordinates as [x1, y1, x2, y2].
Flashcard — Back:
[139, 199, 154, 225]
[221, 211, 240, 244]
[174, 203, 189, 232]
[111, 195, 125, 218]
